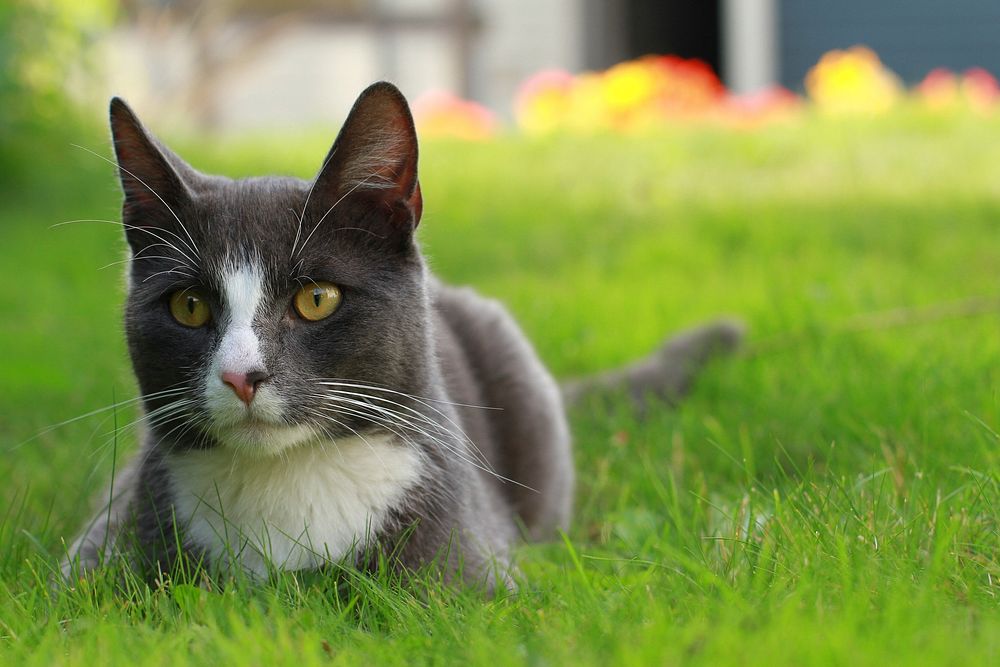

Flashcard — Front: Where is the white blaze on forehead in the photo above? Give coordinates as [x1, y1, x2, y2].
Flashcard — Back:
[216, 263, 265, 374]
[205, 261, 290, 438]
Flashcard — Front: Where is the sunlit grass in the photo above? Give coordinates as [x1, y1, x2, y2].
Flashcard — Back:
[1, 111, 998, 664]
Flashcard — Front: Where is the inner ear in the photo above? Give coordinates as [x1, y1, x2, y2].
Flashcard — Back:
[109, 97, 191, 218]
[109, 97, 199, 257]
[307, 82, 421, 228]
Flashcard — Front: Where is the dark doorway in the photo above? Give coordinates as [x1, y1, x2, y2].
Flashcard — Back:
[583, 0, 722, 77]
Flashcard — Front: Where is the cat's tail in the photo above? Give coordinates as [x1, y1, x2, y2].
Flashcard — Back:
[560, 318, 745, 413]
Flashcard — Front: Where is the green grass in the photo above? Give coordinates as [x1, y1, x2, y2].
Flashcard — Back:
[1, 110, 999, 665]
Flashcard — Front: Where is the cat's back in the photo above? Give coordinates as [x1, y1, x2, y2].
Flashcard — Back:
[430, 279, 573, 538]
[432, 281, 548, 391]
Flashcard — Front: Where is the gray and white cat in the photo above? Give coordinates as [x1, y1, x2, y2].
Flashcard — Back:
[63, 82, 741, 590]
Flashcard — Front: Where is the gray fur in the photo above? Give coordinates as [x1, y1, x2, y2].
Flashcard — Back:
[61, 83, 742, 590]
[561, 319, 745, 414]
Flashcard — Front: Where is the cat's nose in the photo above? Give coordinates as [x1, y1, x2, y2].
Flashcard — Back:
[221, 370, 269, 406]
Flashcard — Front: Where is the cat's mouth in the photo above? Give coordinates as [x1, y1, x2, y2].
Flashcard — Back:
[204, 375, 293, 429]
[208, 404, 285, 430]
[199, 364, 328, 456]
[234, 414, 279, 427]
[210, 416, 317, 457]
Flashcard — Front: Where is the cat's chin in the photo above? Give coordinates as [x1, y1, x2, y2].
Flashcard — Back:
[210, 420, 318, 459]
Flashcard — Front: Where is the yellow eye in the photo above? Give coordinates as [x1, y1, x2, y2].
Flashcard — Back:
[293, 281, 342, 321]
[169, 290, 211, 328]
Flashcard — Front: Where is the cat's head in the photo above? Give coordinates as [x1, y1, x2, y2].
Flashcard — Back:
[111, 82, 430, 458]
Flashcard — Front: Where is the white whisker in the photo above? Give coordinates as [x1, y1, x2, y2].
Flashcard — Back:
[99, 254, 186, 271]
[300, 406, 391, 474]
[316, 392, 462, 454]
[143, 267, 196, 283]
[11, 386, 191, 452]
[311, 390, 536, 492]
[52, 218, 199, 271]
[71, 143, 202, 261]
[309, 377, 501, 410]
[314, 380, 496, 470]
[289, 147, 338, 261]
[294, 175, 381, 259]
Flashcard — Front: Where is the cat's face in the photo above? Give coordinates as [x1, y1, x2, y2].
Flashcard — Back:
[112, 83, 428, 457]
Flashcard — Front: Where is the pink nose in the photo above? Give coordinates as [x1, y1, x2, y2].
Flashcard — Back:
[221, 371, 268, 406]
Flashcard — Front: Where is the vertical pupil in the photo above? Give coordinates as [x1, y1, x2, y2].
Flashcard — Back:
[186, 296, 196, 314]
[312, 288, 322, 308]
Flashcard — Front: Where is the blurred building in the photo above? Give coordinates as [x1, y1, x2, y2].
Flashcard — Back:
[103, 0, 1000, 132]
[776, 0, 1000, 89]
[104, 0, 585, 131]
[586, 0, 1000, 94]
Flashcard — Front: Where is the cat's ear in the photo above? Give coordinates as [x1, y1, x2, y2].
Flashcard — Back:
[109, 97, 193, 246]
[308, 82, 423, 233]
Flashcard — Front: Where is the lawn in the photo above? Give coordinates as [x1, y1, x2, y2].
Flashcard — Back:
[1, 110, 998, 665]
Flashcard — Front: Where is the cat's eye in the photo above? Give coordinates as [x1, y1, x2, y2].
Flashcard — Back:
[293, 281, 342, 322]
[169, 289, 212, 328]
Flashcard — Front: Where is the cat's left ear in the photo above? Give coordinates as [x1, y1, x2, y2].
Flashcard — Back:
[308, 82, 423, 233]
[109, 97, 194, 213]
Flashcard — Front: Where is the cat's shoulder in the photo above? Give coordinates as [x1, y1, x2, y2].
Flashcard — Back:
[429, 278, 509, 323]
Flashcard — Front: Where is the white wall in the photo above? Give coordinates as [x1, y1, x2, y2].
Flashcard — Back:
[471, 0, 584, 113]
[98, 0, 587, 132]
[722, 0, 778, 93]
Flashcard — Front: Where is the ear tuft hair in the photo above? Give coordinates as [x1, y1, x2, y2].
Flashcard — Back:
[109, 97, 194, 252]
[308, 82, 422, 230]
[109, 97, 190, 216]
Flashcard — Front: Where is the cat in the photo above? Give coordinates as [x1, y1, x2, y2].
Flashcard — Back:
[62, 82, 742, 590]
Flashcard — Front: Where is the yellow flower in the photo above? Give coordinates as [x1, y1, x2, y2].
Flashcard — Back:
[806, 46, 901, 115]
[514, 70, 575, 135]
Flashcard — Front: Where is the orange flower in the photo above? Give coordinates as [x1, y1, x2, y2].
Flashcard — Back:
[603, 56, 725, 130]
[646, 55, 725, 114]
[514, 55, 725, 134]
[412, 91, 497, 140]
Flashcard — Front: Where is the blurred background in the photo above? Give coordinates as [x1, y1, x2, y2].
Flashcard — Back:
[3, 0, 1000, 428]
[3, 0, 999, 374]
[3, 0, 1000, 415]
[2, 5, 1000, 649]
[5, 0, 1000, 139]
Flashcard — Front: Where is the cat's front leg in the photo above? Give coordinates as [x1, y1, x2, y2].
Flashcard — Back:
[368, 491, 519, 595]
[60, 454, 142, 580]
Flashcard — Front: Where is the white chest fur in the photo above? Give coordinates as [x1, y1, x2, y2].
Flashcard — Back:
[166, 433, 423, 576]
